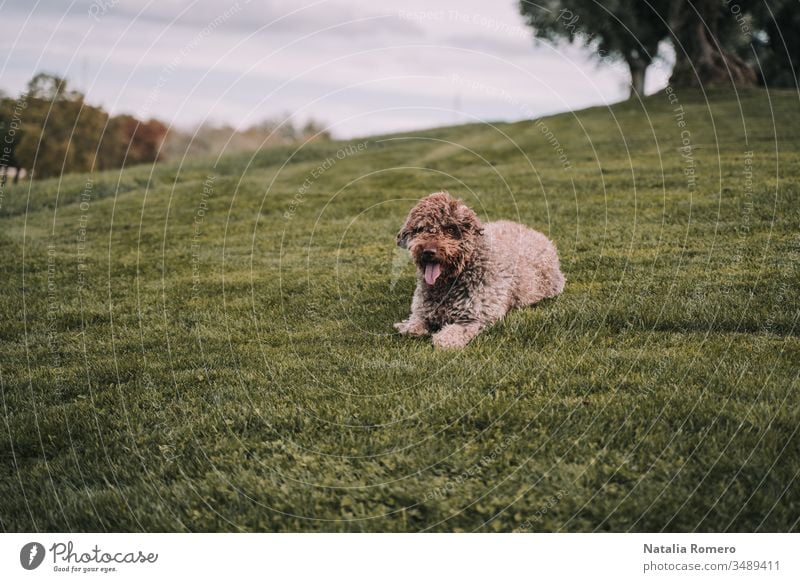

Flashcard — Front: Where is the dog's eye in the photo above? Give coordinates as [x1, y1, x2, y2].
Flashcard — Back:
[444, 225, 461, 237]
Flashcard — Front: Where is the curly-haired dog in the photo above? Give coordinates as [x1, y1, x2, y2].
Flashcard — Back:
[394, 192, 565, 349]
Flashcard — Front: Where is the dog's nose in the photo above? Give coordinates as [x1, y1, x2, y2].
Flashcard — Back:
[422, 248, 436, 260]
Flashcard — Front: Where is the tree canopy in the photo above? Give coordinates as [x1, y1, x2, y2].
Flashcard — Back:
[1, 73, 167, 180]
[519, 0, 798, 97]
[519, 0, 670, 97]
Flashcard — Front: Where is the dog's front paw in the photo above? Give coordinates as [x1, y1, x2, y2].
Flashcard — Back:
[394, 319, 429, 336]
[432, 325, 473, 349]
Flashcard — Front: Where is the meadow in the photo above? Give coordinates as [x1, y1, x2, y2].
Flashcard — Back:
[1, 87, 798, 532]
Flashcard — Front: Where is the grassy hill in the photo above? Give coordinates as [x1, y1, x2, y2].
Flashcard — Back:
[1, 88, 798, 532]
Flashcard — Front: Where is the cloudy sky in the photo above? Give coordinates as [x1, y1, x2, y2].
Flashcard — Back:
[1, 0, 672, 138]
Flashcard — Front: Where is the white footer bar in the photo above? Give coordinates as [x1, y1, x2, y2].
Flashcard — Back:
[1, 533, 796, 581]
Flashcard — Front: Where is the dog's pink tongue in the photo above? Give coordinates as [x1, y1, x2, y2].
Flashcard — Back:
[424, 263, 441, 285]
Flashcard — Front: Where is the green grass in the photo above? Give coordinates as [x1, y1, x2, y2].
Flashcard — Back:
[1, 88, 798, 532]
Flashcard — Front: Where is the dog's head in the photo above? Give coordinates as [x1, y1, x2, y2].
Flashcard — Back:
[396, 191, 484, 286]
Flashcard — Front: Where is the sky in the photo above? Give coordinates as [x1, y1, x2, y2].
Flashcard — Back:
[0, 0, 673, 139]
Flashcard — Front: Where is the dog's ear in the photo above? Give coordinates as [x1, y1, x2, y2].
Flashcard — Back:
[454, 202, 484, 236]
[396, 225, 409, 249]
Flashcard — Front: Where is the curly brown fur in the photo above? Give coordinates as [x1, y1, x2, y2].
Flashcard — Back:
[394, 191, 565, 349]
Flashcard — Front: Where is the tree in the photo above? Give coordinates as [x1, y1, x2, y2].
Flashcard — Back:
[14, 73, 108, 179]
[519, 0, 670, 98]
[754, 1, 799, 87]
[300, 119, 331, 141]
[519, 1, 797, 93]
[133, 118, 168, 163]
[0, 96, 24, 183]
[99, 115, 168, 169]
[665, 0, 798, 88]
[25, 72, 75, 101]
[666, 0, 758, 87]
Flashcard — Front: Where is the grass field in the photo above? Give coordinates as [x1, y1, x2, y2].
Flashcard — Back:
[1, 87, 798, 532]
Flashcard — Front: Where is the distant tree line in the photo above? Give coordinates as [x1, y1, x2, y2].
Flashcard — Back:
[0, 73, 168, 182]
[519, 0, 799, 97]
[161, 117, 330, 162]
[1, 72, 330, 183]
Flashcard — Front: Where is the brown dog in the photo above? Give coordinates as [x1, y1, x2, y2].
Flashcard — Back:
[394, 192, 565, 348]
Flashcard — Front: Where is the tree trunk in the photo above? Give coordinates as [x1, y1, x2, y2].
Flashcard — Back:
[628, 59, 648, 99]
[668, 0, 755, 88]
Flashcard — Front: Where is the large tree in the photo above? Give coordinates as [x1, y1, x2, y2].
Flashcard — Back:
[666, 0, 757, 87]
[520, 0, 797, 93]
[754, 0, 799, 87]
[519, 0, 670, 98]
